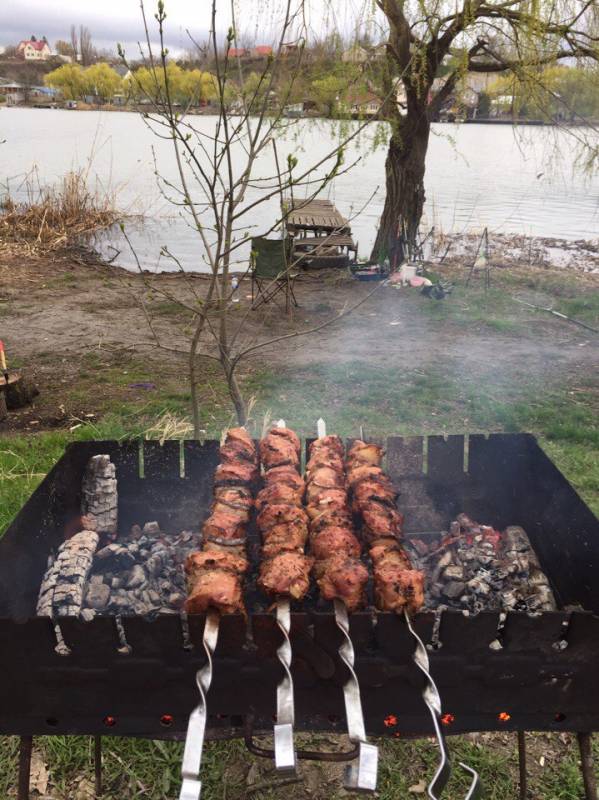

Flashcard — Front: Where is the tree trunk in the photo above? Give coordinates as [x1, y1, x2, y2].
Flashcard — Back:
[371, 109, 431, 265]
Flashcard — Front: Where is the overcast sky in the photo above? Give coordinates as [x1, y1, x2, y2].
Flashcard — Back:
[0, 0, 372, 55]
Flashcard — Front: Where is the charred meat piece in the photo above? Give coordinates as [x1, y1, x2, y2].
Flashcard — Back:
[262, 521, 309, 554]
[305, 489, 349, 519]
[220, 429, 258, 464]
[260, 435, 300, 470]
[202, 510, 247, 541]
[306, 451, 344, 473]
[315, 555, 368, 612]
[256, 503, 308, 533]
[264, 465, 305, 492]
[214, 461, 258, 486]
[346, 464, 387, 488]
[210, 500, 251, 523]
[352, 479, 398, 509]
[369, 542, 412, 569]
[305, 466, 345, 490]
[346, 440, 384, 467]
[311, 526, 361, 560]
[214, 486, 253, 506]
[361, 505, 404, 540]
[258, 552, 314, 599]
[269, 426, 301, 455]
[256, 482, 304, 511]
[203, 540, 247, 559]
[373, 565, 424, 614]
[309, 435, 345, 459]
[186, 549, 248, 577]
[309, 508, 353, 533]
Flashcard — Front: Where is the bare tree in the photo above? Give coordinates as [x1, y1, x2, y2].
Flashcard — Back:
[372, 0, 599, 264]
[79, 25, 95, 66]
[119, 0, 383, 433]
[70, 24, 78, 62]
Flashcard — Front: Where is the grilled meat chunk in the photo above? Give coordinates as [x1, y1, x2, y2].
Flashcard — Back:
[309, 508, 353, 533]
[369, 542, 411, 569]
[306, 451, 344, 473]
[346, 464, 387, 488]
[269, 426, 301, 455]
[352, 479, 397, 509]
[186, 549, 248, 576]
[258, 552, 314, 599]
[257, 503, 308, 533]
[260, 436, 300, 470]
[373, 565, 424, 614]
[306, 466, 345, 489]
[211, 500, 251, 523]
[256, 482, 304, 511]
[185, 570, 245, 615]
[305, 489, 349, 519]
[185, 550, 248, 615]
[214, 461, 258, 486]
[263, 465, 305, 492]
[361, 505, 404, 540]
[315, 555, 368, 612]
[311, 526, 361, 560]
[308, 435, 345, 459]
[262, 522, 309, 555]
[202, 511, 247, 541]
[346, 440, 384, 467]
[213, 486, 253, 506]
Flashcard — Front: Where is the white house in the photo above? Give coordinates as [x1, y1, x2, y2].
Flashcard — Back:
[17, 38, 52, 61]
[0, 82, 26, 104]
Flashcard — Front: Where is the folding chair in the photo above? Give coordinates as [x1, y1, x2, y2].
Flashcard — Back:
[250, 236, 299, 312]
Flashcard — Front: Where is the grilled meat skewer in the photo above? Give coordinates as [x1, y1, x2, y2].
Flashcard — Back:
[346, 439, 424, 615]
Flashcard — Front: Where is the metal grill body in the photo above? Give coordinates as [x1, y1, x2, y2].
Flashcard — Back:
[1, 434, 598, 740]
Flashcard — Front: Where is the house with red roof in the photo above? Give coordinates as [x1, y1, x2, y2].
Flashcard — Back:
[16, 37, 52, 61]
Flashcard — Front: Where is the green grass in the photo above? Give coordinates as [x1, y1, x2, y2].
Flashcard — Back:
[1, 731, 598, 799]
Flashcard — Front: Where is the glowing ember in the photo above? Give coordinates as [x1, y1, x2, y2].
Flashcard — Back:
[384, 714, 398, 727]
[441, 713, 455, 726]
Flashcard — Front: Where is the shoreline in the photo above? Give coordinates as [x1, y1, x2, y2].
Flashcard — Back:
[4, 104, 599, 128]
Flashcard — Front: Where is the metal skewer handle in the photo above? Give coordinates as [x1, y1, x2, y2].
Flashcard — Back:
[334, 599, 379, 792]
[319, 418, 378, 792]
[179, 610, 220, 800]
[273, 419, 297, 773]
[404, 610, 481, 799]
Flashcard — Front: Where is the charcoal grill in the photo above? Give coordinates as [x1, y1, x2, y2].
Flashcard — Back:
[1, 433, 598, 798]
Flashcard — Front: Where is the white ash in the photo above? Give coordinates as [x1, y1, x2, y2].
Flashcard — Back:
[36, 530, 99, 617]
[81, 455, 118, 536]
[410, 514, 556, 614]
[80, 525, 200, 617]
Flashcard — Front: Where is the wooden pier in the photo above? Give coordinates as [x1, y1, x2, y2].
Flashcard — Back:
[283, 197, 357, 269]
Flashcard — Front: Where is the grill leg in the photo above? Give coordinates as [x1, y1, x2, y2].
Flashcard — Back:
[517, 731, 527, 800]
[94, 735, 103, 797]
[577, 732, 598, 800]
[17, 736, 33, 800]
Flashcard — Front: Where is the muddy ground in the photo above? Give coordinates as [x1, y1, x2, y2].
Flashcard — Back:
[0, 246, 597, 433]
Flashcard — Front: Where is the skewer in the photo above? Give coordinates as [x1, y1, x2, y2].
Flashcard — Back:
[358, 427, 480, 800]
[180, 426, 256, 800]
[179, 610, 220, 800]
[317, 418, 378, 793]
[272, 419, 297, 773]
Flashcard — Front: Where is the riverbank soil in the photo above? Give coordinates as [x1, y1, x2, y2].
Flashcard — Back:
[1, 245, 598, 797]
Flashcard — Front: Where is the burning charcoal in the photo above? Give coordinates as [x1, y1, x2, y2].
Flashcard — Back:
[89, 574, 104, 585]
[411, 539, 430, 557]
[81, 608, 96, 622]
[130, 524, 143, 540]
[168, 592, 185, 608]
[85, 582, 111, 610]
[36, 530, 99, 617]
[443, 565, 464, 581]
[126, 565, 147, 589]
[81, 456, 118, 536]
[143, 521, 161, 537]
[443, 581, 466, 599]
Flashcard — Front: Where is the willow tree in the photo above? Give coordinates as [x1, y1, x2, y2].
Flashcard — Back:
[372, 0, 599, 262]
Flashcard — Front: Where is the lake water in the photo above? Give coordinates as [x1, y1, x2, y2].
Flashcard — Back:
[1, 107, 598, 273]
